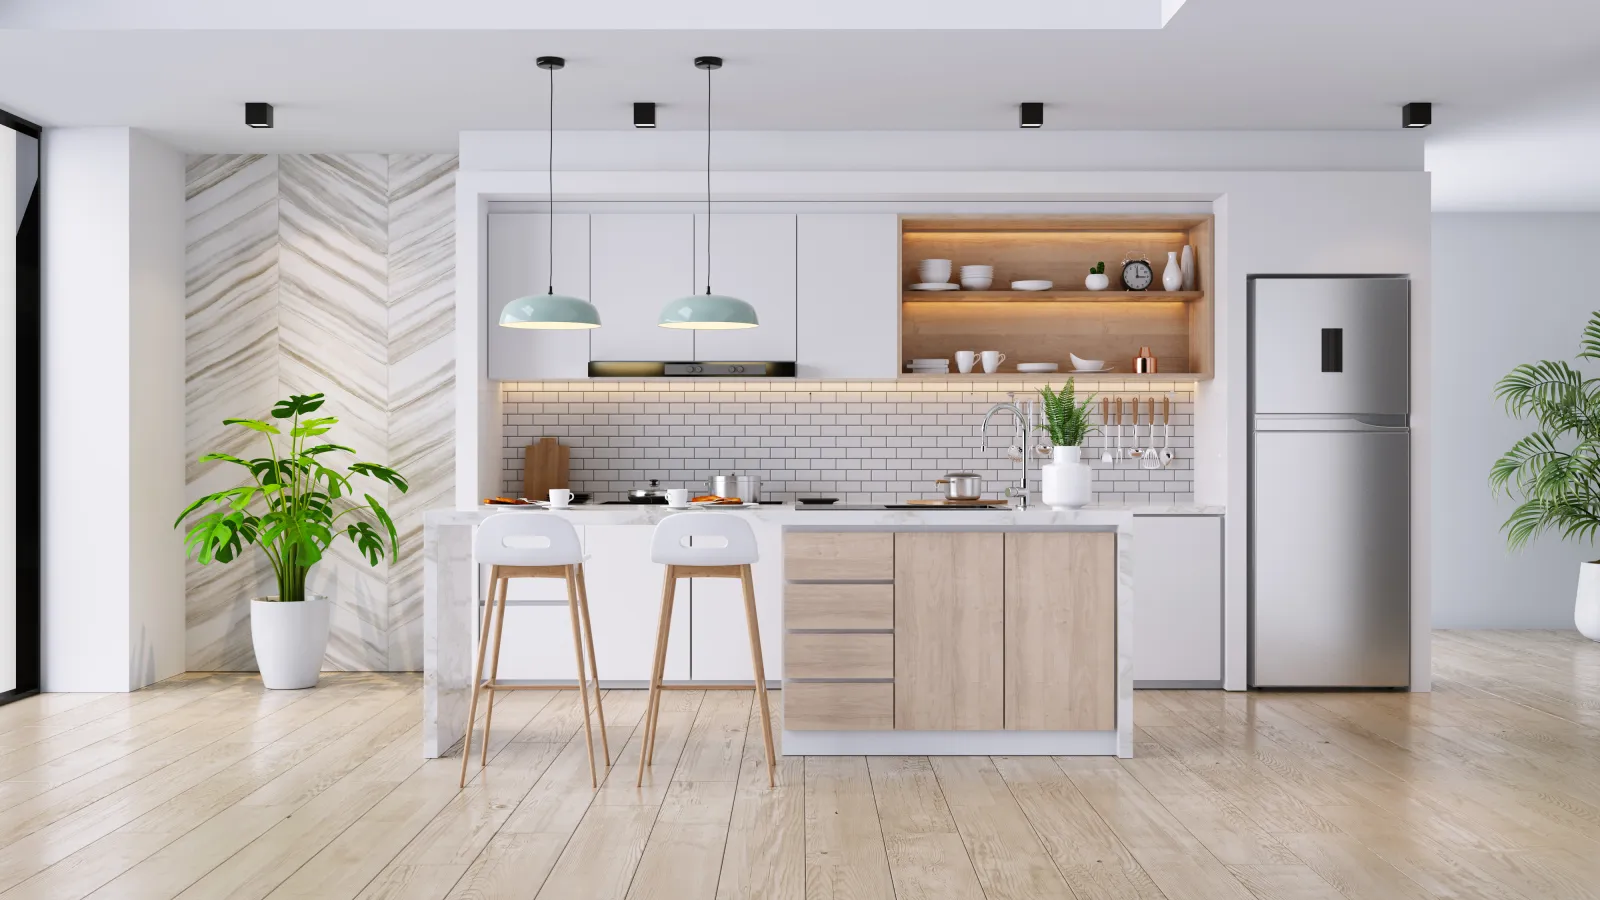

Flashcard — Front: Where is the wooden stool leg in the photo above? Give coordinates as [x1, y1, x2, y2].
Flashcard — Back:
[460, 567, 501, 788]
[646, 570, 679, 767]
[480, 573, 510, 767]
[575, 564, 611, 767]
[638, 566, 676, 787]
[740, 564, 777, 787]
[565, 566, 600, 789]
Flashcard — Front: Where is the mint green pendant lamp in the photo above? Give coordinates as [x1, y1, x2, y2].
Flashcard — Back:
[500, 56, 601, 331]
[659, 56, 758, 331]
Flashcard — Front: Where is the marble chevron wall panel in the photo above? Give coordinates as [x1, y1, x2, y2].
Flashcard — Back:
[184, 153, 456, 672]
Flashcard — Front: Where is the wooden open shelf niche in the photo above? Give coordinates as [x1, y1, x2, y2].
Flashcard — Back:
[899, 215, 1215, 380]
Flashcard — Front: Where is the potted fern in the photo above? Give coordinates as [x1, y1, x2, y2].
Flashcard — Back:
[1037, 380, 1097, 509]
[176, 393, 409, 687]
[1491, 312, 1600, 641]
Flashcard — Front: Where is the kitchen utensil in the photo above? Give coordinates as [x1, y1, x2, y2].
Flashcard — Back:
[935, 472, 983, 500]
[1016, 362, 1059, 374]
[981, 351, 1007, 374]
[903, 498, 1010, 506]
[522, 437, 569, 502]
[1101, 397, 1114, 464]
[1112, 398, 1122, 462]
[797, 497, 839, 505]
[955, 350, 977, 373]
[960, 276, 994, 290]
[918, 259, 952, 281]
[707, 474, 761, 503]
[1011, 280, 1053, 291]
[666, 488, 690, 508]
[1160, 394, 1176, 467]
[910, 282, 959, 291]
[1140, 398, 1161, 469]
[1069, 352, 1104, 371]
[549, 488, 573, 508]
[627, 479, 670, 503]
[1133, 346, 1159, 374]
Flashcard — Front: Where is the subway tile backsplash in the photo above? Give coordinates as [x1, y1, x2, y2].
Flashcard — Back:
[499, 380, 1195, 505]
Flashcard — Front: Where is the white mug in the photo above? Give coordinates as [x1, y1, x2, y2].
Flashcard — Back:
[954, 350, 977, 374]
[666, 488, 690, 508]
[981, 350, 1007, 374]
[548, 489, 573, 508]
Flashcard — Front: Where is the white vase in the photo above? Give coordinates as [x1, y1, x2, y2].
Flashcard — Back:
[251, 594, 332, 689]
[1041, 446, 1092, 509]
[1085, 272, 1110, 291]
[1180, 244, 1195, 290]
[1577, 562, 1600, 641]
[1162, 251, 1183, 291]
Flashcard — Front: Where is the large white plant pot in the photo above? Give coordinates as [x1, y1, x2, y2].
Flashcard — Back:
[251, 595, 331, 689]
[1577, 563, 1600, 641]
[1041, 446, 1093, 509]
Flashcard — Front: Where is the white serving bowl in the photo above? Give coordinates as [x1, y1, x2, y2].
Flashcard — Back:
[1011, 280, 1054, 291]
[960, 277, 993, 290]
[960, 265, 994, 274]
[1069, 353, 1105, 370]
[918, 259, 952, 279]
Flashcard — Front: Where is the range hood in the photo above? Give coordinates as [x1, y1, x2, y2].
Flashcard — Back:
[587, 361, 797, 378]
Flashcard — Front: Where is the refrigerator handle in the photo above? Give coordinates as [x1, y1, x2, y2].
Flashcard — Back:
[1254, 414, 1408, 432]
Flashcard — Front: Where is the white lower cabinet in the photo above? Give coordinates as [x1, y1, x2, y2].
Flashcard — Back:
[1132, 515, 1223, 685]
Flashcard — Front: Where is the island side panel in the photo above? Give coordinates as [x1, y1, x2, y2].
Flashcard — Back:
[423, 519, 475, 758]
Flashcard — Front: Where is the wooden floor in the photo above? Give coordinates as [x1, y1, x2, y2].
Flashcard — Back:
[0, 631, 1597, 899]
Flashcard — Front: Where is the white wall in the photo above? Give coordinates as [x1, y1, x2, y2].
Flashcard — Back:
[456, 128, 1434, 690]
[1432, 213, 1600, 628]
[43, 127, 186, 691]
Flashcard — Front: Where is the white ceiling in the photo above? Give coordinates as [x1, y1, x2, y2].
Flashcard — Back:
[2, 0, 1600, 209]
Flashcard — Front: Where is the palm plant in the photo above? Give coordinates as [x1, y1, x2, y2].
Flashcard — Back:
[1490, 312, 1600, 549]
[1037, 379, 1097, 447]
[175, 393, 410, 601]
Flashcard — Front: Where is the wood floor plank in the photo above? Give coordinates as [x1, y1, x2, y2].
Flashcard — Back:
[804, 756, 894, 900]
[714, 698, 802, 900]
[926, 756, 1073, 900]
[868, 757, 986, 900]
[624, 780, 737, 900]
[1225, 864, 1346, 900]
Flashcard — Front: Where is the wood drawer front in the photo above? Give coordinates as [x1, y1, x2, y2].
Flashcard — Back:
[783, 682, 894, 731]
[785, 583, 894, 631]
[785, 532, 894, 581]
[784, 633, 894, 680]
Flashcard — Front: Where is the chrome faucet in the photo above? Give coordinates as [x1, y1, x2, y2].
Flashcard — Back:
[980, 397, 1033, 509]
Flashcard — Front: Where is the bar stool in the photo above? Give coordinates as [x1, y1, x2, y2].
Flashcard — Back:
[637, 513, 776, 787]
[460, 513, 609, 789]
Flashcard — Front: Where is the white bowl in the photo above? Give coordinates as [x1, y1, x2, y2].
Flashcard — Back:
[1011, 280, 1054, 291]
[960, 277, 993, 290]
[918, 259, 952, 277]
[1016, 362, 1060, 374]
[1069, 353, 1105, 370]
[960, 265, 994, 274]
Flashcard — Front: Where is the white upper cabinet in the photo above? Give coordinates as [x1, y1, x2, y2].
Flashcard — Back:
[691, 213, 798, 362]
[589, 214, 695, 362]
[796, 213, 901, 378]
[486, 212, 591, 381]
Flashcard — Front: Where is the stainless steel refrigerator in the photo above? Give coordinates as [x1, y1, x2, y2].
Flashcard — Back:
[1249, 276, 1410, 689]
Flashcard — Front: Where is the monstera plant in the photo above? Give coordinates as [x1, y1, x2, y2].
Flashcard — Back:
[176, 393, 409, 687]
[1490, 311, 1600, 641]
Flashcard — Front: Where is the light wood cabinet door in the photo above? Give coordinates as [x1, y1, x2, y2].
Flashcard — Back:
[893, 532, 1003, 730]
[1004, 532, 1116, 731]
[784, 532, 894, 582]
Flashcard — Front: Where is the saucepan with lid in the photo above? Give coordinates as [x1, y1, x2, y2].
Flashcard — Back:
[935, 472, 983, 501]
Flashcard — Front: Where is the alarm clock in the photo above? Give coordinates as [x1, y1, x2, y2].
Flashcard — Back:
[1121, 256, 1154, 291]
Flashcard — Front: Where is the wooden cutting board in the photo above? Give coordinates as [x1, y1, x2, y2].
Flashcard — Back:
[903, 498, 1011, 506]
[522, 437, 569, 500]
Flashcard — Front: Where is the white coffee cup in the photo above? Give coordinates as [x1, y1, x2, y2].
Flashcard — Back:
[954, 350, 977, 374]
[666, 488, 690, 508]
[981, 350, 1007, 374]
[548, 489, 573, 508]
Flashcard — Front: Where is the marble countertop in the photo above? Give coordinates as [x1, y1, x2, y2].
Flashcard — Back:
[426, 502, 1222, 528]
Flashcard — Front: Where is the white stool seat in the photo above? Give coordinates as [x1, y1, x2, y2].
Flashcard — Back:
[650, 513, 759, 566]
[475, 513, 583, 567]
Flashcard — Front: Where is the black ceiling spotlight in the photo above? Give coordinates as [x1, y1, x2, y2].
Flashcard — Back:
[245, 102, 273, 129]
[1402, 102, 1431, 129]
[1020, 102, 1044, 129]
[634, 102, 657, 128]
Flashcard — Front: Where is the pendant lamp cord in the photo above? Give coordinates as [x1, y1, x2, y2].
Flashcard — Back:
[704, 62, 712, 296]
[547, 63, 555, 296]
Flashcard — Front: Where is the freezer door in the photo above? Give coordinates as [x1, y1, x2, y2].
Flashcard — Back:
[1251, 429, 1410, 688]
[1251, 277, 1409, 416]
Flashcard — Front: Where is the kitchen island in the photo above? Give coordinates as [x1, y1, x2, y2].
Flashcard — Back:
[422, 503, 1135, 759]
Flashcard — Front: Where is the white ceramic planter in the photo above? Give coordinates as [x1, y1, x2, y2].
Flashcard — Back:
[1041, 446, 1093, 509]
[1577, 562, 1600, 641]
[1085, 272, 1110, 291]
[251, 594, 332, 689]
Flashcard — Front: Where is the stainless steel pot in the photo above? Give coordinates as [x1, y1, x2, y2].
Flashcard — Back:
[935, 472, 983, 501]
[627, 479, 670, 503]
[706, 474, 761, 503]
